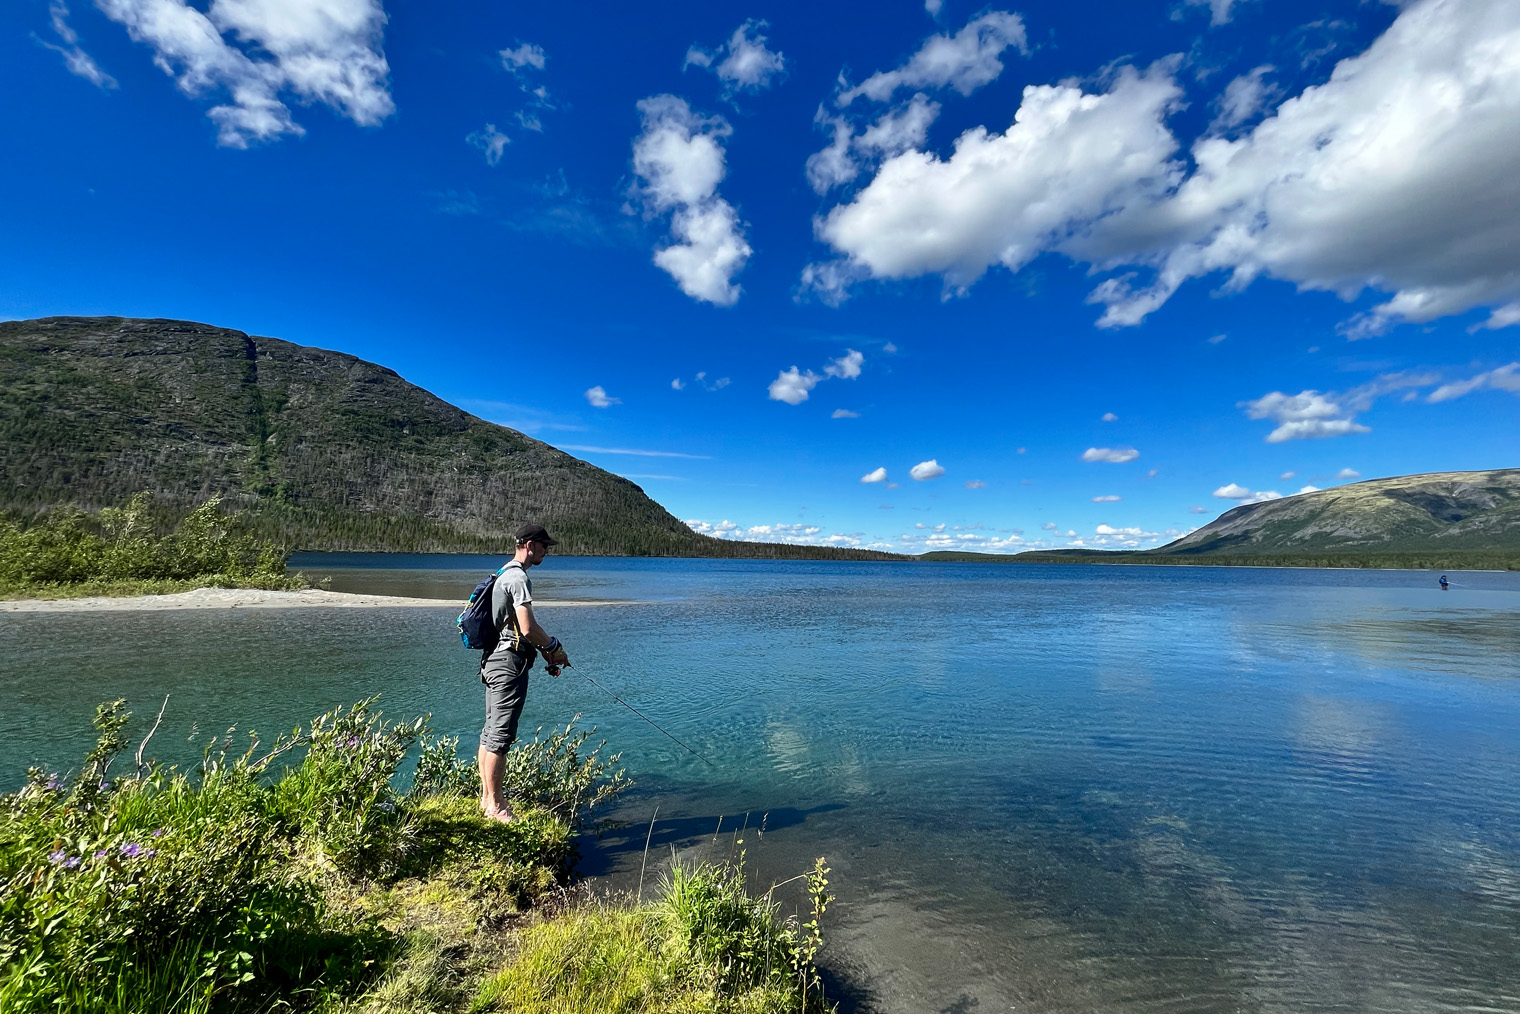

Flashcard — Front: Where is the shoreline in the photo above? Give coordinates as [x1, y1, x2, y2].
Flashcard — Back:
[0, 587, 643, 612]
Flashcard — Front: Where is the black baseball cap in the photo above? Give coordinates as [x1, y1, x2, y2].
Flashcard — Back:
[514, 523, 559, 546]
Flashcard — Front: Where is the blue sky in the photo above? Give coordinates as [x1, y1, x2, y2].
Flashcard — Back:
[4, 0, 1518, 554]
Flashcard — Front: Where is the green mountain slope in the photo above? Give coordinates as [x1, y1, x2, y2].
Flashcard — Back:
[1158, 469, 1520, 555]
[0, 316, 897, 559]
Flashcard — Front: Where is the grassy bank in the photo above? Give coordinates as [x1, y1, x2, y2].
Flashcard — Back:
[0, 699, 835, 1014]
[0, 493, 306, 599]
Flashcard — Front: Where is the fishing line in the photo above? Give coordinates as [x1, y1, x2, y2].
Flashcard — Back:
[563, 664, 719, 769]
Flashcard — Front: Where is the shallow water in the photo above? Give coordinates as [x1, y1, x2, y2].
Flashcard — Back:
[4, 558, 1519, 1013]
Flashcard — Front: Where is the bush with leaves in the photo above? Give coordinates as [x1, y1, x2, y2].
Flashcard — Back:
[499, 718, 631, 828]
[0, 492, 294, 593]
[0, 697, 630, 1013]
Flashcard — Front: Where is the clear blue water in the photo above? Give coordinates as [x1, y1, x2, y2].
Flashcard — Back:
[4, 557, 1519, 1013]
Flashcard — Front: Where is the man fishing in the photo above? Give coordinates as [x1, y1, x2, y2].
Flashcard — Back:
[478, 522, 571, 823]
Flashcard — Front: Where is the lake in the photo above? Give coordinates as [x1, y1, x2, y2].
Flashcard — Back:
[4, 556, 1519, 1013]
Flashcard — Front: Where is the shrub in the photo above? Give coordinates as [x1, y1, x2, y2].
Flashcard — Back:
[0, 492, 294, 593]
[0, 698, 625, 1013]
[266, 699, 426, 878]
[499, 718, 631, 829]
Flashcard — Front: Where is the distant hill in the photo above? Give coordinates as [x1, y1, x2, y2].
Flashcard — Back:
[995, 469, 1520, 570]
[0, 316, 901, 559]
[1160, 469, 1520, 555]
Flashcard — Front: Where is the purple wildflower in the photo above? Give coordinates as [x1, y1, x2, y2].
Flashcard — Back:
[45, 774, 64, 791]
[98, 780, 112, 792]
[94, 850, 108, 860]
[344, 736, 362, 749]
[48, 849, 67, 865]
[145, 849, 158, 859]
[120, 843, 142, 859]
[64, 856, 81, 869]
[151, 828, 166, 839]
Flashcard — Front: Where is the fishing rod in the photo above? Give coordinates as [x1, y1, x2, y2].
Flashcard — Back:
[549, 660, 719, 769]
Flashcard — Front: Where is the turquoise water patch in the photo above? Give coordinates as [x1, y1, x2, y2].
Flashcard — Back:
[4, 560, 1519, 1013]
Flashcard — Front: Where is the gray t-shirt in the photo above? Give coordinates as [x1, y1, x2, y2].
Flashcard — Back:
[490, 561, 533, 638]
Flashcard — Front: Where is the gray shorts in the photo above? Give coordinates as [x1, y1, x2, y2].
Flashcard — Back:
[479, 646, 534, 753]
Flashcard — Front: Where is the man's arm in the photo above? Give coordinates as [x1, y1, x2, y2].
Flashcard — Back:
[515, 603, 570, 667]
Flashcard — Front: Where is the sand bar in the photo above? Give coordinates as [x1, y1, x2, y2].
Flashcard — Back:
[0, 588, 642, 613]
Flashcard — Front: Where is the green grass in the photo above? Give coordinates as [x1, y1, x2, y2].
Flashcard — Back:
[0, 699, 833, 1014]
[472, 859, 833, 1014]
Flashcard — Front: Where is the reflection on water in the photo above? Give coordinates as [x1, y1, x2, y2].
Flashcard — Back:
[3, 560, 1520, 1014]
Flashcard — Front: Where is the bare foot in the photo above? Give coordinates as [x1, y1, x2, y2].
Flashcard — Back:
[482, 803, 515, 824]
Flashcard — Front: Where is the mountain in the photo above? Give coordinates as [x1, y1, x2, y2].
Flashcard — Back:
[0, 316, 899, 559]
[987, 469, 1520, 570]
[1158, 469, 1520, 555]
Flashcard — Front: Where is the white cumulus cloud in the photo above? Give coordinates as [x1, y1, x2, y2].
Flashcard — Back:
[809, 0, 1520, 334]
[824, 349, 864, 379]
[94, 0, 394, 147]
[768, 367, 821, 405]
[832, 408, 860, 418]
[910, 459, 946, 480]
[1092, 495, 1122, 502]
[769, 349, 864, 404]
[1214, 483, 1282, 504]
[1241, 390, 1371, 443]
[861, 467, 888, 483]
[1082, 446, 1140, 463]
[806, 62, 1183, 302]
[1336, 468, 1361, 479]
[685, 19, 786, 95]
[965, 480, 987, 489]
[631, 95, 750, 305]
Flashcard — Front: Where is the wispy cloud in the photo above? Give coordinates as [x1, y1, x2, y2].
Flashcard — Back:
[561, 445, 710, 459]
[39, 1, 117, 89]
[584, 385, 620, 408]
[457, 399, 587, 434]
[1427, 362, 1520, 403]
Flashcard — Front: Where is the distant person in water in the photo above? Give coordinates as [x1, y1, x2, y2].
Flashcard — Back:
[477, 523, 572, 823]
[1439, 574, 1449, 590]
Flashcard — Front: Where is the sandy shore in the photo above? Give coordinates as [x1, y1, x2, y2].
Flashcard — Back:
[0, 588, 638, 613]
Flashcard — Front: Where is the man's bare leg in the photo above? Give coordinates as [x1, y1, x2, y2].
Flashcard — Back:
[477, 743, 514, 823]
